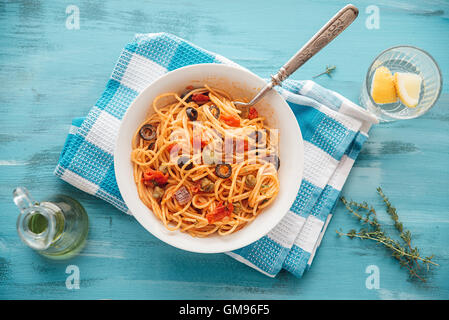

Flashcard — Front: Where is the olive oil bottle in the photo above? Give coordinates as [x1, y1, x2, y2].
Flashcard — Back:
[13, 187, 88, 259]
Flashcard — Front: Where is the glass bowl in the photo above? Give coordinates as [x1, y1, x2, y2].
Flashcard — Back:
[360, 46, 442, 122]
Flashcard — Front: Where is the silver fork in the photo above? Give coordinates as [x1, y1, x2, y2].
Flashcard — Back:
[233, 4, 359, 108]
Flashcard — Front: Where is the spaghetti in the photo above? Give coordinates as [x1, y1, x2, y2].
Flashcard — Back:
[131, 85, 280, 237]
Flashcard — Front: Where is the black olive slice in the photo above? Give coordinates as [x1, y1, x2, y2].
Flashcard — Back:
[186, 107, 198, 121]
[209, 105, 220, 119]
[139, 124, 156, 141]
[180, 91, 193, 102]
[147, 142, 155, 150]
[265, 154, 280, 171]
[215, 164, 232, 179]
[177, 156, 193, 170]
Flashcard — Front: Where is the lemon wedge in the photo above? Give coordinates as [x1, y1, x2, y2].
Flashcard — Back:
[394, 72, 422, 108]
[371, 66, 397, 104]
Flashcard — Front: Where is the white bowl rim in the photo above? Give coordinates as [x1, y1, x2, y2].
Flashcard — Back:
[114, 63, 304, 253]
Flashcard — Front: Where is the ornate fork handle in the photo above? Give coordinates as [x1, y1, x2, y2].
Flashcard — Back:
[233, 4, 358, 107]
[271, 4, 359, 86]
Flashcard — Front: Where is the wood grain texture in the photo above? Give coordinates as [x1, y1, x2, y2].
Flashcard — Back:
[0, 0, 448, 299]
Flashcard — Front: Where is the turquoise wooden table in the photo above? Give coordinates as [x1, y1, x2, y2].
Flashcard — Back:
[1, 0, 448, 300]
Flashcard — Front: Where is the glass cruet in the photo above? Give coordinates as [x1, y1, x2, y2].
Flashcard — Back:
[13, 187, 89, 259]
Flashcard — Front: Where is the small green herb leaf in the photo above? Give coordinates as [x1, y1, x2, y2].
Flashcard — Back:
[313, 65, 336, 79]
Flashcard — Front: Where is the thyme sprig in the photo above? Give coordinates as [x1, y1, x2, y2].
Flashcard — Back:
[336, 187, 438, 282]
[313, 65, 336, 78]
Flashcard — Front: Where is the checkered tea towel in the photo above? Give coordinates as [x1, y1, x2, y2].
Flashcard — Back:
[54, 33, 378, 278]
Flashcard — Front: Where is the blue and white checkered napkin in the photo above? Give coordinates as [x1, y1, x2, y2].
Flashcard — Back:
[55, 33, 378, 278]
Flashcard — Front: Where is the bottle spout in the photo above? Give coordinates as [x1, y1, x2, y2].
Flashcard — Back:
[13, 187, 56, 251]
[13, 187, 36, 213]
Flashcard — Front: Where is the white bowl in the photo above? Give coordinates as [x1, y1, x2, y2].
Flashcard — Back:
[114, 64, 303, 253]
